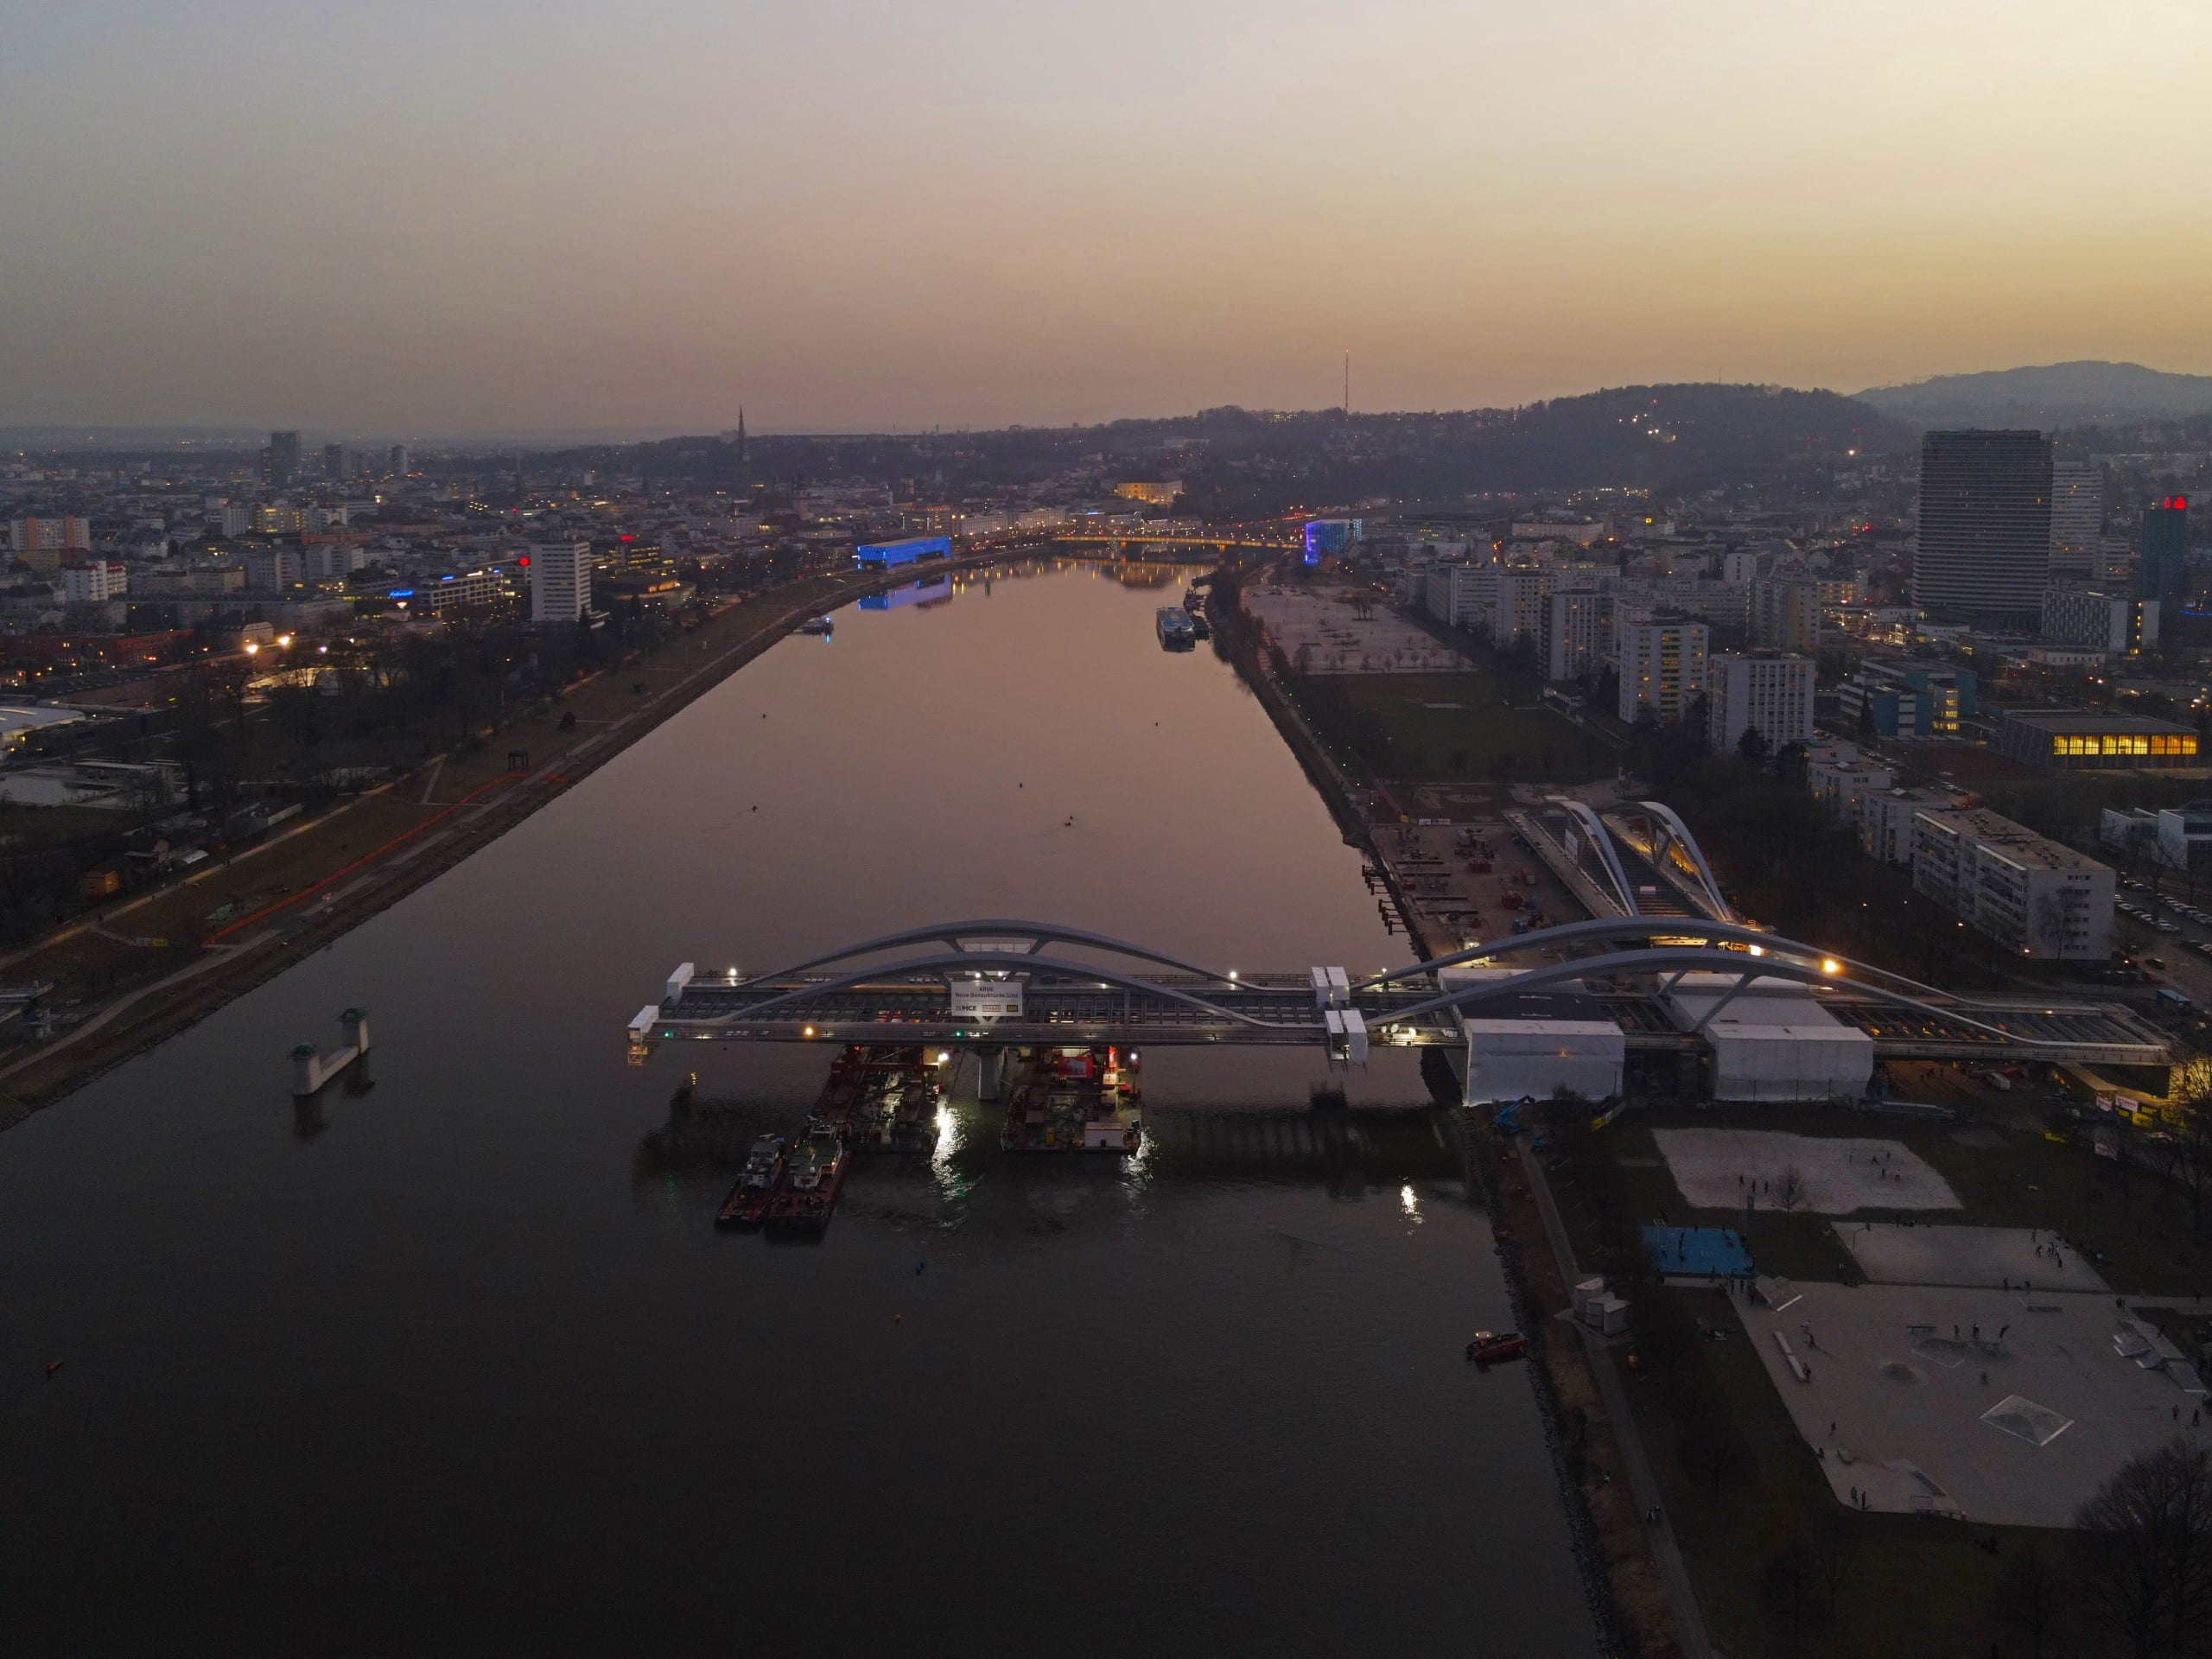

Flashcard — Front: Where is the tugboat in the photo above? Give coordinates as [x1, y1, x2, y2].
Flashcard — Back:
[715, 1135, 788, 1228]
[1467, 1330, 1531, 1365]
[767, 1128, 850, 1230]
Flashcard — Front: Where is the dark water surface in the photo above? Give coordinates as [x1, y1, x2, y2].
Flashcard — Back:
[3, 560, 1597, 1655]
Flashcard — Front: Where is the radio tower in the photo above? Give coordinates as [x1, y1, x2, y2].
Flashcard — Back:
[1343, 350, 1351, 415]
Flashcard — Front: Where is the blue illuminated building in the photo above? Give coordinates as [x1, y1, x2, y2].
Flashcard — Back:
[1302, 518, 1361, 564]
[855, 535, 950, 569]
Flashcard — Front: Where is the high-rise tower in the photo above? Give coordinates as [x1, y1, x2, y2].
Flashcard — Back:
[1911, 429, 2052, 624]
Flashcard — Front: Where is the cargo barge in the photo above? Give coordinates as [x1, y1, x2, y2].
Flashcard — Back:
[1000, 1044, 1144, 1153]
[715, 1134, 788, 1227]
[766, 1128, 849, 1229]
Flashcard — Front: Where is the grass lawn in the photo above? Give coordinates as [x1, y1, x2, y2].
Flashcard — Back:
[1558, 1103, 2212, 1296]
[1317, 671, 1617, 783]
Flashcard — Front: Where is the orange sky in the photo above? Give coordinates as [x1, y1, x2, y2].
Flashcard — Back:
[3, 0, 2208, 433]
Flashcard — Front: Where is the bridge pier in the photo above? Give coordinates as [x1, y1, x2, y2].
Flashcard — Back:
[976, 1045, 1008, 1102]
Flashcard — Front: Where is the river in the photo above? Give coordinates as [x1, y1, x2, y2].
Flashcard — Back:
[1, 558, 1599, 1656]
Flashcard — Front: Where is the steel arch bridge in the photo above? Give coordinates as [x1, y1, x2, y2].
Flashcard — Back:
[625, 917, 2175, 1068]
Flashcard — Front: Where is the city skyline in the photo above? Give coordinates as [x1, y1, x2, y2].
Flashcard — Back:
[3, 1, 2209, 433]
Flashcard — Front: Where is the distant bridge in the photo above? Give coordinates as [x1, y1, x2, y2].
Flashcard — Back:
[626, 917, 2176, 1069]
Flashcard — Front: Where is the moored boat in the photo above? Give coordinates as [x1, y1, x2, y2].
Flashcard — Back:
[1467, 1330, 1530, 1365]
[767, 1129, 850, 1228]
[716, 1135, 788, 1228]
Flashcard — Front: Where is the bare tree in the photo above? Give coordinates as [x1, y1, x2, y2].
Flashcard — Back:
[1807, 1511, 1859, 1617]
[2074, 1436, 2212, 1658]
[1776, 1162, 1808, 1213]
[1759, 1534, 1822, 1654]
[1679, 1411, 1754, 1502]
[1993, 1548, 2069, 1659]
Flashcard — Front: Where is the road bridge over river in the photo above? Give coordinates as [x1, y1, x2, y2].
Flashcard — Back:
[626, 918, 2177, 1071]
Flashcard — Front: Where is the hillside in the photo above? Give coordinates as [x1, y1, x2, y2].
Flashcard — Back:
[1856, 361, 2212, 430]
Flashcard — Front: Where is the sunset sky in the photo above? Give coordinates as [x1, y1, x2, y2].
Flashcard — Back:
[3, 0, 2208, 435]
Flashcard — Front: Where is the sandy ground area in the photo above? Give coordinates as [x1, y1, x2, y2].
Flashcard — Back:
[1837, 1222, 2109, 1292]
[1653, 1127, 1961, 1214]
[1243, 587, 1471, 673]
[1738, 1281, 2202, 1526]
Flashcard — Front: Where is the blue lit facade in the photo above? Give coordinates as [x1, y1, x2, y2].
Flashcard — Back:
[855, 535, 950, 569]
[1302, 518, 1361, 564]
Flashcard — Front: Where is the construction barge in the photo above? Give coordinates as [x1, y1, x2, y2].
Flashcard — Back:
[1000, 1044, 1144, 1154]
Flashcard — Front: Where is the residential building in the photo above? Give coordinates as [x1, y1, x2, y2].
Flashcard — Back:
[1706, 652, 1815, 753]
[388, 444, 410, 476]
[1617, 615, 1707, 723]
[1910, 429, 2053, 623]
[1992, 709, 2201, 771]
[244, 546, 304, 590]
[1719, 550, 1758, 585]
[2049, 461, 2103, 579]
[60, 559, 128, 603]
[1909, 806, 2114, 960]
[10, 517, 92, 556]
[529, 541, 593, 625]
[303, 543, 368, 581]
[323, 442, 346, 481]
[1749, 577, 1819, 655]
[2156, 802, 2212, 874]
[1808, 751, 1894, 823]
[1836, 658, 1976, 739]
[1542, 589, 1613, 681]
[2039, 586, 2157, 655]
[2139, 496, 2191, 609]
[2099, 806, 2162, 858]
[1859, 786, 1966, 863]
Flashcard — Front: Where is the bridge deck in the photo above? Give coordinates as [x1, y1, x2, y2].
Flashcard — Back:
[644, 969, 2174, 1066]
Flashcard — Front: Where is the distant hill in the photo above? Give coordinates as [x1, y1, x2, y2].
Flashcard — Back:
[1855, 361, 2212, 431]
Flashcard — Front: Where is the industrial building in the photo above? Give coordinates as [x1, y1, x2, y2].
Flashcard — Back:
[1910, 429, 2053, 624]
[1909, 807, 2115, 960]
[1992, 709, 2201, 771]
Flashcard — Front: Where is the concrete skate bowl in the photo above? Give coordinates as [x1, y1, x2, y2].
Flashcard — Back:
[1880, 1359, 1928, 1385]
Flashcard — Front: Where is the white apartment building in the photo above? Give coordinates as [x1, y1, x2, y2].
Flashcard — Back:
[1807, 750, 1894, 823]
[1617, 616, 1708, 723]
[1543, 589, 1613, 681]
[60, 559, 128, 603]
[1705, 652, 1815, 753]
[1909, 806, 2115, 961]
[529, 541, 594, 625]
[304, 543, 368, 582]
[1720, 550, 1759, 585]
[1858, 785, 1966, 864]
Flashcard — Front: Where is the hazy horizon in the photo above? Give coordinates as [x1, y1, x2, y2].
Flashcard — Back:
[5, 0, 2209, 434]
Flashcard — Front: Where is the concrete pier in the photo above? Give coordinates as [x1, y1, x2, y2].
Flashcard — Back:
[292, 1007, 371, 1096]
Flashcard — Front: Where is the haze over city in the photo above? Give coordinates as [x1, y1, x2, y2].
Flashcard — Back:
[4, 0, 2210, 433]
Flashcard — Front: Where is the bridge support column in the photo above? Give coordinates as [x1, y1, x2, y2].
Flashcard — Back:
[976, 1046, 1007, 1102]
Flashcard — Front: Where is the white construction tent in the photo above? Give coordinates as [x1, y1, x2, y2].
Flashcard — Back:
[1443, 968, 1626, 1106]
[1662, 972, 1874, 1103]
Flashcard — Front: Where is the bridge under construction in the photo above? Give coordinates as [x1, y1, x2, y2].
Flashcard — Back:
[626, 917, 2177, 1094]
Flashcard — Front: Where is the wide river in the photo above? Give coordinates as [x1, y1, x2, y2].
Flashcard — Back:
[3, 559, 1597, 1655]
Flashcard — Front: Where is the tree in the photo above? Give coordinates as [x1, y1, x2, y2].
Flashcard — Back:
[1807, 1511, 1859, 1618]
[1993, 1548, 2069, 1659]
[1678, 1411, 1754, 1502]
[1758, 1534, 1823, 1653]
[2074, 1436, 2212, 1658]
[1775, 1163, 1808, 1213]
[1736, 725, 1770, 769]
